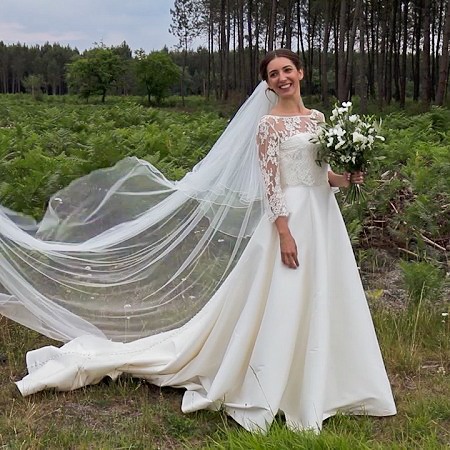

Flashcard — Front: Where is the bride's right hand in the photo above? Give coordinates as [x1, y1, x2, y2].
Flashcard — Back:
[279, 232, 299, 269]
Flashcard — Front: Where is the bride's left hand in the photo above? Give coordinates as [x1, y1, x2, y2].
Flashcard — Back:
[345, 171, 364, 185]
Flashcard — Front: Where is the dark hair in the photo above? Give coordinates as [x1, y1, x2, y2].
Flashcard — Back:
[259, 49, 303, 81]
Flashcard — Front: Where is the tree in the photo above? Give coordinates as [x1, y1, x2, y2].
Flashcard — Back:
[170, 0, 201, 104]
[22, 74, 44, 99]
[421, 0, 432, 107]
[412, 1, 423, 101]
[0, 41, 10, 93]
[357, 0, 368, 112]
[66, 45, 125, 102]
[337, 0, 348, 102]
[345, 0, 363, 102]
[436, 0, 450, 105]
[399, 0, 409, 107]
[112, 41, 135, 95]
[267, 0, 278, 51]
[135, 51, 180, 105]
[10, 43, 27, 93]
[321, 1, 333, 107]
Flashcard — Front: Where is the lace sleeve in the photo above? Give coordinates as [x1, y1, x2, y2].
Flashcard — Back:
[314, 110, 326, 124]
[256, 117, 289, 222]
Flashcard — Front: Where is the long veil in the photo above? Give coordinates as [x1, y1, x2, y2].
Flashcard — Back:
[0, 82, 277, 342]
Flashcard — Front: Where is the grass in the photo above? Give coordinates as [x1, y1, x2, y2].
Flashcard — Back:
[1, 254, 449, 449]
[0, 360, 228, 449]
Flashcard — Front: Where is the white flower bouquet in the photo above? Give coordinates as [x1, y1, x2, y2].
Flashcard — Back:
[312, 101, 385, 203]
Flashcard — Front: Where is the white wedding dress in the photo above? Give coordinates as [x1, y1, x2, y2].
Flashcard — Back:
[15, 110, 396, 432]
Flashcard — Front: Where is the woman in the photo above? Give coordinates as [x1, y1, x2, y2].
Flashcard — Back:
[257, 49, 364, 269]
[3, 50, 396, 433]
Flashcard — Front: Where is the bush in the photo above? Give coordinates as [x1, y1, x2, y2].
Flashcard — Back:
[399, 260, 445, 306]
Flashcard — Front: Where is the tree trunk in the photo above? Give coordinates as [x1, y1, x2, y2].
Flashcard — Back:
[296, 1, 301, 55]
[366, 0, 376, 99]
[345, 0, 363, 101]
[268, 0, 277, 51]
[247, 0, 254, 93]
[181, 44, 187, 106]
[334, 10, 340, 96]
[211, 9, 217, 100]
[385, 0, 397, 104]
[225, 0, 230, 100]
[285, 0, 293, 50]
[219, 0, 225, 99]
[357, 0, 367, 113]
[207, 3, 212, 99]
[253, 1, 260, 89]
[399, 0, 409, 107]
[393, 0, 401, 102]
[337, 0, 347, 102]
[298, 3, 308, 73]
[436, 0, 450, 104]
[413, 2, 422, 101]
[321, 1, 332, 107]
[237, 0, 245, 97]
[421, 0, 432, 107]
[307, 1, 316, 95]
[232, 8, 237, 91]
[377, 3, 387, 109]
[433, 0, 445, 100]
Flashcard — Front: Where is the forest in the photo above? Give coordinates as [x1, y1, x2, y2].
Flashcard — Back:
[0, 0, 449, 109]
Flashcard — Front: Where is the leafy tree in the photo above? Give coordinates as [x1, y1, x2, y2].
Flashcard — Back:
[22, 74, 44, 99]
[67, 45, 125, 102]
[112, 41, 135, 95]
[135, 50, 180, 104]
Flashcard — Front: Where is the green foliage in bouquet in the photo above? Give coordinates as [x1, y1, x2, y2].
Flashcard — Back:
[312, 101, 385, 203]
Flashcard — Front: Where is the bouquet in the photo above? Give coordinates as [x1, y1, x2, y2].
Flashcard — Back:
[311, 101, 385, 203]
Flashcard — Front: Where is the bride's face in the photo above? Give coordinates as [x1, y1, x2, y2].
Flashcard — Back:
[266, 57, 303, 97]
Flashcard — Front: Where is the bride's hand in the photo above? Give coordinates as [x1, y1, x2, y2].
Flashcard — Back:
[344, 171, 365, 186]
[279, 232, 299, 269]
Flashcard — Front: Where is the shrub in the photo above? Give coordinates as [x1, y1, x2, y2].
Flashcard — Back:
[399, 260, 445, 306]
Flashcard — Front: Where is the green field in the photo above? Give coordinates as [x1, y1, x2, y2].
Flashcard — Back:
[0, 95, 449, 449]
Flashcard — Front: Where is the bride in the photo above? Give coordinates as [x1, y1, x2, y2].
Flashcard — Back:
[0, 49, 396, 432]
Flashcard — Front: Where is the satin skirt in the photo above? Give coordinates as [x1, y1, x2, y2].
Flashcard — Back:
[16, 183, 396, 432]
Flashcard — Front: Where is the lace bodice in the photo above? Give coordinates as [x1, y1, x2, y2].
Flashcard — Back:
[256, 110, 328, 221]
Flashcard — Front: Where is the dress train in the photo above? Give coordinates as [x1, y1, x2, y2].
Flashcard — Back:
[16, 183, 396, 432]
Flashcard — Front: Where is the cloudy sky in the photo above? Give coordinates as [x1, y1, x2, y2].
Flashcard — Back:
[0, 0, 200, 53]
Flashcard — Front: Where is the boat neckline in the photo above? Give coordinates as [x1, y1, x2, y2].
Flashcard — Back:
[265, 110, 315, 118]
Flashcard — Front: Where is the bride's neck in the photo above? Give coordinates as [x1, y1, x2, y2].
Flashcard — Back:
[275, 95, 308, 115]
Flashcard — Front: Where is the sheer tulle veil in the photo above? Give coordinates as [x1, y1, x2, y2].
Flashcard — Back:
[0, 81, 278, 342]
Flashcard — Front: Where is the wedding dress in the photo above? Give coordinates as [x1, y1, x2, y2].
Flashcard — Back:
[1, 82, 396, 432]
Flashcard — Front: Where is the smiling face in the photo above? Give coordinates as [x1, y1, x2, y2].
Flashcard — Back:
[266, 56, 303, 98]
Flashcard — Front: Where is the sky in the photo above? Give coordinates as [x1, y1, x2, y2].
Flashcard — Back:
[0, 0, 200, 53]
